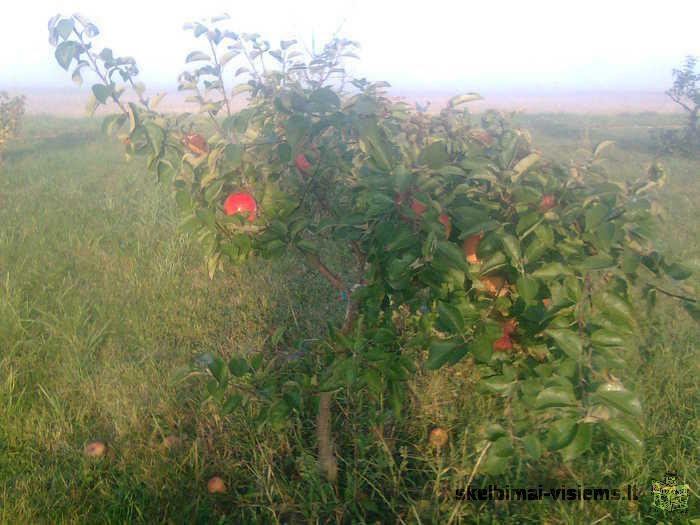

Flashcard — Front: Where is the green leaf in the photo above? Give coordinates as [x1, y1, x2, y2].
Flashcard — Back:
[594, 292, 636, 330]
[516, 275, 539, 303]
[546, 418, 577, 450]
[285, 114, 310, 149]
[545, 329, 583, 360]
[560, 423, 592, 461]
[511, 153, 540, 181]
[523, 434, 542, 460]
[531, 262, 574, 280]
[592, 140, 615, 160]
[602, 418, 643, 452]
[425, 340, 457, 370]
[91, 83, 112, 104]
[581, 253, 614, 270]
[309, 87, 340, 112]
[590, 329, 626, 347]
[585, 204, 608, 232]
[481, 450, 508, 476]
[595, 383, 641, 416]
[501, 234, 522, 269]
[437, 301, 464, 334]
[223, 143, 243, 169]
[228, 356, 249, 377]
[56, 18, 75, 39]
[185, 51, 210, 63]
[621, 249, 640, 274]
[470, 334, 494, 363]
[535, 387, 577, 409]
[55, 41, 79, 70]
[222, 394, 242, 415]
[448, 93, 482, 107]
[491, 436, 514, 457]
[418, 141, 449, 169]
[480, 375, 513, 394]
[434, 240, 469, 272]
[484, 423, 506, 441]
[480, 251, 507, 275]
[143, 122, 164, 155]
[661, 261, 692, 280]
[208, 356, 226, 384]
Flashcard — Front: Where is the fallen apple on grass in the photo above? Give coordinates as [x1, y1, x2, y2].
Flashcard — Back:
[207, 476, 227, 494]
[224, 191, 257, 222]
[83, 441, 106, 458]
[428, 427, 448, 449]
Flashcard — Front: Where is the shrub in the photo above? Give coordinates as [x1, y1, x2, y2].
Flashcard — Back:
[0, 91, 26, 160]
[48, 13, 696, 483]
[654, 55, 699, 155]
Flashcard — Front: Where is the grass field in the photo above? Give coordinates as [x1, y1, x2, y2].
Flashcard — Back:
[0, 113, 697, 523]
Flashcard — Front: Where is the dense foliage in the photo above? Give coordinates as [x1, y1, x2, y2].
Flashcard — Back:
[48, 12, 695, 482]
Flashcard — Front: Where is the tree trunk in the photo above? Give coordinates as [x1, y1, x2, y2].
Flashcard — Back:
[317, 391, 338, 482]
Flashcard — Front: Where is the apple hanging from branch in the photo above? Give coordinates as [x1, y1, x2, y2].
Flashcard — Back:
[224, 191, 257, 221]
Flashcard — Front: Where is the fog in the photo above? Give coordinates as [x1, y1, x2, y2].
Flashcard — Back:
[1, 0, 698, 103]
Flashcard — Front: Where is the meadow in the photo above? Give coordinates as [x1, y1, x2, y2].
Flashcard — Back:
[0, 112, 697, 523]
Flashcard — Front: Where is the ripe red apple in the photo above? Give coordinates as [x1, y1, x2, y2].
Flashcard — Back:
[224, 191, 257, 221]
[493, 335, 513, 352]
[539, 194, 556, 212]
[439, 214, 451, 237]
[480, 275, 508, 296]
[410, 198, 427, 217]
[295, 153, 312, 174]
[501, 318, 517, 336]
[207, 476, 227, 494]
[463, 233, 483, 264]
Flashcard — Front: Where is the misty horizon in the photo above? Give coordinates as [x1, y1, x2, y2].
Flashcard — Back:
[1, 0, 698, 96]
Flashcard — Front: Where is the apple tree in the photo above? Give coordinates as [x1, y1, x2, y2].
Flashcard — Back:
[48, 13, 697, 483]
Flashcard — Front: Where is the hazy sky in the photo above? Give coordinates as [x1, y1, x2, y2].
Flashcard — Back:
[1, 0, 698, 93]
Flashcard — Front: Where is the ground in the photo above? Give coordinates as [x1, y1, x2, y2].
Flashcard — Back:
[0, 111, 697, 523]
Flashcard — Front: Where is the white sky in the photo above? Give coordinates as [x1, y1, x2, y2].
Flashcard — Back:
[1, 0, 698, 92]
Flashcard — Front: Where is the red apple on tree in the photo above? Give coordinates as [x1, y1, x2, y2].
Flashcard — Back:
[539, 194, 556, 212]
[501, 318, 517, 336]
[295, 153, 312, 174]
[493, 335, 513, 352]
[439, 213, 451, 237]
[410, 198, 426, 217]
[224, 191, 257, 221]
[182, 133, 209, 157]
[462, 233, 483, 264]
